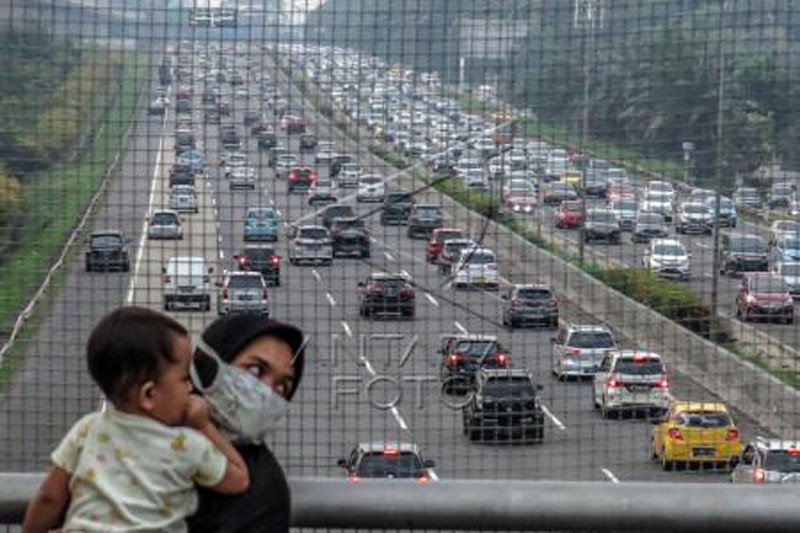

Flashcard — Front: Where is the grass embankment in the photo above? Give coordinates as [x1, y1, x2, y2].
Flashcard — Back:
[0, 50, 148, 386]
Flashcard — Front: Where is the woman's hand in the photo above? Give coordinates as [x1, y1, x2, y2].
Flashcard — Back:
[183, 395, 211, 430]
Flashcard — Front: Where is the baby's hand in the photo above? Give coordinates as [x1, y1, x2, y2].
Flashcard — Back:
[183, 395, 210, 430]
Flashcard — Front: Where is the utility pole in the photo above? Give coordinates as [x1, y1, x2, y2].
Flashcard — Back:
[710, 0, 728, 331]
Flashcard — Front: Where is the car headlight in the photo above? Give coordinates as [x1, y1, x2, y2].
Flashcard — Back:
[524, 205, 533, 212]
[512, 204, 521, 212]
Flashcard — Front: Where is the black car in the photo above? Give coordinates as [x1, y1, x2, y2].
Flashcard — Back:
[168, 163, 195, 188]
[331, 217, 371, 258]
[719, 233, 769, 275]
[462, 369, 545, 444]
[439, 335, 510, 394]
[584, 209, 622, 244]
[358, 273, 415, 318]
[632, 212, 668, 243]
[329, 154, 354, 178]
[337, 442, 436, 482]
[85, 230, 131, 272]
[299, 134, 318, 150]
[234, 246, 281, 286]
[502, 283, 559, 329]
[174, 130, 195, 155]
[320, 204, 357, 229]
[381, 191, 416, 225]
[257, 131, 277, 151]
[582, 174, 608, 199]
[407, 205, 444, 239]
[221, 128, 242, 151]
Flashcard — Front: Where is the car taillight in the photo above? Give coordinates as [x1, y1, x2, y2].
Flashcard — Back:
[349, 475, 363, 484]
[238, 256, 250, 268]
[269, 256, 280, 266]
[566, 347, 581, 356]
[221, 288, 228, 299]
[605, 377, 623, 389]
[416, 475, 429, 483]
[448, 354, 463, 366]
[511, 298, 524, 309]
[367, 283, 382, 293]
[668, 428, 683, 441]
[495, 353, 508, 367]
[726, 428, 739, 442]
[383, 448, 399, 455]
[400, 288, 415, 298]
[753, 468, 766, 484]
[654, 378, 670, 389]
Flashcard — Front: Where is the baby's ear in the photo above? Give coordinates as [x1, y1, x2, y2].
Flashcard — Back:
[137, 380, 157, 412]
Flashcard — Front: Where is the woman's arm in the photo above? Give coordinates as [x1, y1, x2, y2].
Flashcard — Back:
[22, 466, 71, 533]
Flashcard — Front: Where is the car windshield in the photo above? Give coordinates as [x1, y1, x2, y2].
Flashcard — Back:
[764, 451, 800, 473]
[649, 182, 672, 193]
[737, 189, 759, 198]
[509, 180, 530, 190]
[615, 200, 637, 211]
[751, 278, 787, 292]
[563, 202, 582, 212]
[567, 331, 615, 348]
[483, 378, 535, 398]
[638, 213, 664, 225]
[356, 452, 423, 478]
[517, 288, 553, 300]
[228, 275, 263, 289]
[646, 193, 668, 202]
[676, 411, 731, 428]
[445, 241, 473, 254]
[248, 209, 275, 219]
[589, 212, 616, 223]
[300, 228, 328, 239]
[327, 207, 354, 218]
[553, 183, 570, 192]
[731, 237, 766, 252]
[416, 207, 441, 216]
[152, 213, 177, 225]
[455, 341, 497, 358]
[780, 263, 800, 277]
[244, 249, 274, 261]
[337, 219, 364, 229]
[653, 244, 685, 256]
[464, 251, 495, 264]
[436, 231, 462, 243]
[781, 238, 800, 249]
[91, 235, 122, 248]
[373, 278, 407, 288]
[615, 358, 665, 375]
[386, 193, 411, 203]
[361, 176, 382, 185]
[684, 204, 708, 214]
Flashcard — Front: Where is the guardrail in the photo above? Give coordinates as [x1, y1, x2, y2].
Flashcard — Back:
[2, 474, 800, 531]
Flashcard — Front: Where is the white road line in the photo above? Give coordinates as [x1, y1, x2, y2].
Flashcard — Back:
[126, 105, 168, 304]
[326, 292, 337, 306]
[428, 470, 439, 481]
[384, 251, 395, 261]
[212, 197, 216, 207]
[425, 293, 439, 306]
[312, 269, 322, 282]
[390, 406, 409, 430]
[219, 250, 225, 260]
[454, 321, 468, 334]
[400, 269, 411, 278]
[694, 241, 710, 249]
[363, 359, 376, 376]
[341, 321, 353, 338]
[276, 209, 282, 217]
[541, 404, 567, 431]
[601, 468, 620, 483]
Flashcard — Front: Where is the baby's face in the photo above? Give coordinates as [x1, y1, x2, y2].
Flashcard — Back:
[232, 335, 296, 399]
[150, 333, 194, 426]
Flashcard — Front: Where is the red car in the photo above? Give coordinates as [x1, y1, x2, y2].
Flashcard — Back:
[426, 228, 464, 263]
[281, 115, 307, 134]
[286, 166, 318, 193]
[554, 200, 584, 229]
[735, 273, 794, 324]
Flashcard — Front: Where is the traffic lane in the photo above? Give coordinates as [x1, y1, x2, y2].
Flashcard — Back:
[0, 94, 168, 470]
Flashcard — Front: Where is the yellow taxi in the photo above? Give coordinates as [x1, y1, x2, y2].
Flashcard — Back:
[560, 170, 583, 188]
[651, 400, 741, 471]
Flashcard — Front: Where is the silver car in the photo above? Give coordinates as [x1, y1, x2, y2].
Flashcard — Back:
[288, 225, 333, 265]
[593, 350, 670, 417]
[731, 438, 800, 484]
[216, 271, 269, 316]
[551, 323, 617, 379]
[169, 185, 199, 213]
[147, 210, 183, 240]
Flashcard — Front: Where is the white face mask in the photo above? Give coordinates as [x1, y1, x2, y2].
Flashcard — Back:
[191, 338, 289, 445]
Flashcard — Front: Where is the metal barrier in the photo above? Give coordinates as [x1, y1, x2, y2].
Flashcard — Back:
[2, 474, 800, 532]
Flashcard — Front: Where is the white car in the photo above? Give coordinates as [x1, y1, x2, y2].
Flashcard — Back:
[641, 192, 674, 222]
[147, 210, 183, 240]
[338, 164, 362, 188]
[771, 261, 800, 299]
[169, 185, 199, 213]
[315, 141, 336, 163]
[288, 225, 333, 266]
[452, 247, 499, 290]
[643, 238, 691, 280]
[593, 350, 670, 418]
[275, 154, 299, 174]
[646, 180, 676, 203]
[463, 169, 489, 191]
[228, 166, 257, 190]
[356, 174, 385, 202]
[675, 202, 713, 235]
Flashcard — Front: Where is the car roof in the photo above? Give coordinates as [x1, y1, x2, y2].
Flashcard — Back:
[651, 238, 683, 247]
[369, 272, 409, 281]
[671, 401, 729, 413]
[566, 323, 612, 333]
[607, 349, 662, 361]
[754, 437, 800, 452]
[478, 368, 532, 379]
[227, 271, 263, 278]
[512, 283, 553, 291]
[298, 224, 327, 231]
[440, 333, 498, 342]
[356, 442, 420, 454]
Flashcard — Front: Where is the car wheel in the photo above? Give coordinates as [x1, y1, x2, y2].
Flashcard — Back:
[661, 456, 674, 471]
[468, 427, 481, 442]
[785, 315, 794, 325]
[362, 249, 370, 258]
[550, 316, 559, 328]
[85, 261, 92, 272]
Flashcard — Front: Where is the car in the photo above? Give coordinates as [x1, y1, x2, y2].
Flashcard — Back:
[705, 196, 737, 228]
[221, 128, 242, 151]
[735, 272, 794, 324]
[331, 217, 371, 258]
[299, 133, 318, 150]
[689, 187, 716, 205]
[169, 163, 195, 188]
[177, 150, 206, 175]
[504, 188, 538, 215]
[275, 154, 299, 174]
[308, 178, 338, 205]
[287, 225, 333, 265]
[584, 209, 621, 244]
[356, 174, 385, 202]
[286, 166, 318, 193]
[147, 210, 183, 240]
[244, 207, 279, 242]
[593, 350, 670, 418]
[607, 182, 636, 203]
[501, 283, 559, 328]
[425, 228, 464, 263]
[542, 182, 578, 205]
[407, 204, 444, 239]
[358, 272, 415, 318]
[84, 230, 131, 272]
[771, 261, 800, 299]
[337, 442, 436, 483]
[582, 174, 608, 199]
[227, 167, 257, 190]
[330, 154, 356, 178]
[731, 437, 800, 484]
[462, 368, 545, 444]
[320, 204, 357, 229]
[643, 238, 691, 280]
[769, 219, 800, 246]
[221, 151, 248, 175]
[733, 187, 762, 210]
[162, 256, 213, 311]
[169, 184, 199, 213]
[281, 114, 307, 134]
[502, 177, 537, 200]
[337, 164, 362, 188]
[234, 246, 281, 286]
[381, 191, 416, 225]
[550, 323, 617, 379]
[438, 334, 511, 394]
[675, 202, 713, 235]
[651, 401, 741, 471]
[216, 271, 270, 316]
[148, 96, 169, 115]
[437, 238, 477, 274]
[646, 180, 676, 203]
[463, 168, 490, 191]
[554, 200, 584, 229]
[256, 131, 277, 150]
[243, 110, 260, 126]
[768, 184, 795, 210]
[632, 212, 669, 243]
[719, 233, 769, 275]
[641, 191, 674, 223]
[452, 246, 500, 290]
[315, 141, 336, 163]
[175, 98, 192, 114]
[771, 234, 800, 264]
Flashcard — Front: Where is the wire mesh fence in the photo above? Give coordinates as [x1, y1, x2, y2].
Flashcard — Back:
[1, 0, 800, 529]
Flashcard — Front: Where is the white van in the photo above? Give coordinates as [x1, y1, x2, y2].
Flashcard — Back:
[162, 256, 213, 311]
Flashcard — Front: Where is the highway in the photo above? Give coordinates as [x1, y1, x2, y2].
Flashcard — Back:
[0, 38, 776, 489]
